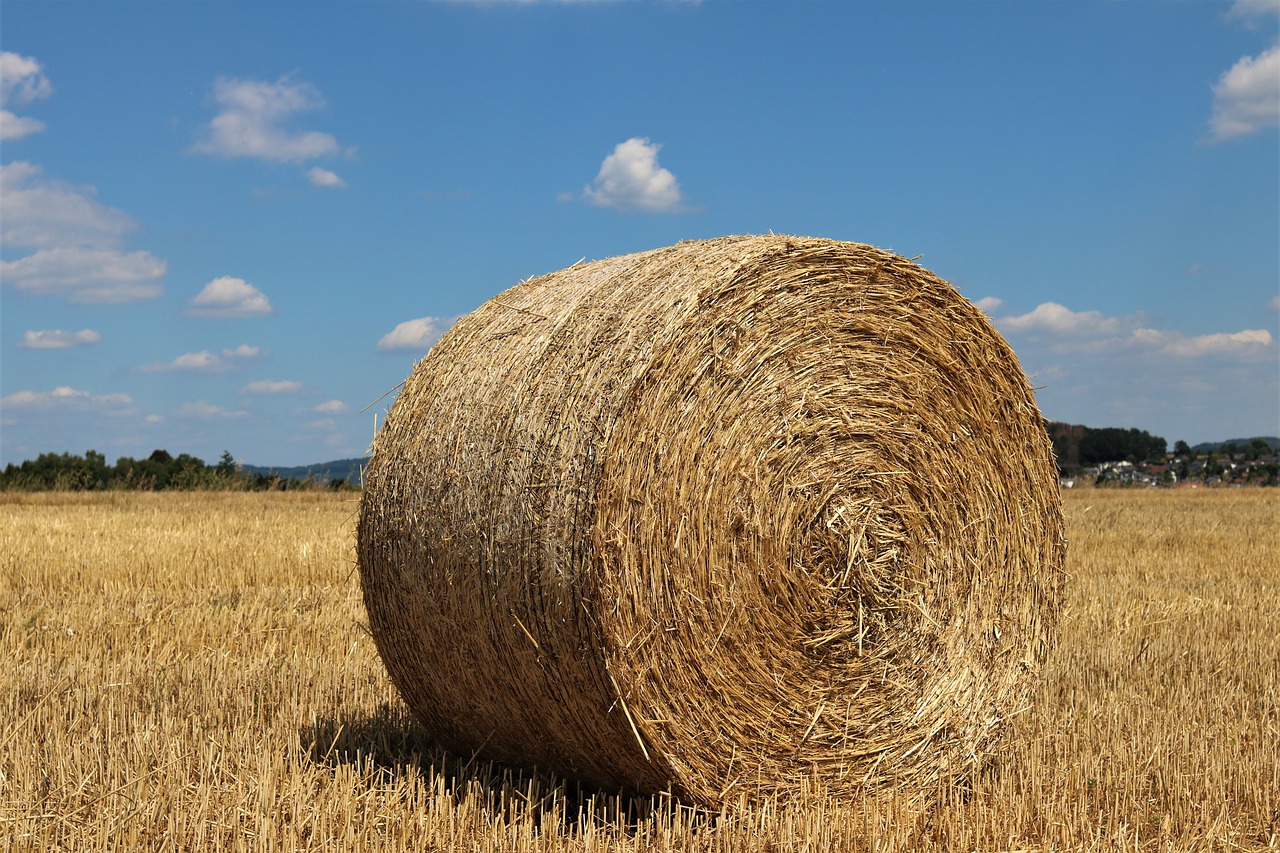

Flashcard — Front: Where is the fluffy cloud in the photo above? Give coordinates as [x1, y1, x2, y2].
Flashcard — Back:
[0, 162, 138, 250]
[1, 385, 132, 412]
[993, 299, 1277, 444]
[186, 276, 274, 318]
[192, 75, 340, 163]
[243, 379, 304, 394]
[1210, 42, 1280, 140]
[0, 51, 52, 140]
[306, 167, 347, 188]
[377, 316, 455, 351]
[0, 162, 166, 302]
[1210, 3, 1280, 140]
[1227, 0, 1280, 25]
[18, 328, 102, 349]
[996, 302, 1274, 361]
[1, 247, 166, 303]
[972, 296, 1003, 314]
[137, 344, 261, 374]
[579, 137, 686, 212]
[1131, 327, 1273, 358]
[996, 302, 1127, 336]
[1269, 294, 1280, 311]
[314, 399, 348, 413]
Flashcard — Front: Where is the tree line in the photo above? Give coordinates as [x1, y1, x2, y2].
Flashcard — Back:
[0, 449, 357, 491]
[1047, 422, 1168, 472]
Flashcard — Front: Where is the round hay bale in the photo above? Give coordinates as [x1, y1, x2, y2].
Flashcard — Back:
[357, 235, 1066, 807]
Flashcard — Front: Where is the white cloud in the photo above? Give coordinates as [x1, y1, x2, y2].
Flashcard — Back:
[580, 137, 686, 212]
[187, 276, 274, 318]
[1227, 0, 1280, 24]
[1131, 327, 1274, 358]
[0, 110, 45, 140]
[972, 296, 1003, 314]
[174, 401, 248, 420]
[303, 418, 336, 431]
[0, 162, 166, 302]
[1268, 294, 1280, 311]
[1, 385, 132, 412]
[1, 247, 166, 303]
[997, 302, 1127, 336]
[377, 316, 455, 351]
[0, 51, 52, 140]
[314, 399, 348, 413]
[306, 167, 347, 188]
[996, 302, 1274, 362]
[17, 329, 102, 349]
[192, 75, 340, 162]
[1210, 42, 1280, 140]
[243, 379, 304, 394]
[137, 344, 261, 374]
[0, 162, 139, 250]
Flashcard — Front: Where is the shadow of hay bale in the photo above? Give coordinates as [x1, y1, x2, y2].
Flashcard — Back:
[299, 703, 712, 834]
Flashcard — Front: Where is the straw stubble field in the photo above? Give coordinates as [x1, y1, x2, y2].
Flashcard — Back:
[1, 489, 1276, 851]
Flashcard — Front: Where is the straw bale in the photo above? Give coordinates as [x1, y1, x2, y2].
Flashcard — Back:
[357, 235, 1066, 807]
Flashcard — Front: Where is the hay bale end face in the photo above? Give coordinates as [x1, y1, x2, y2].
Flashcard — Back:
[357, 235, 1066, 807]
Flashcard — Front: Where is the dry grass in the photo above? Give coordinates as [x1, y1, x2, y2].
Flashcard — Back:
[1, 488, 1276, 851]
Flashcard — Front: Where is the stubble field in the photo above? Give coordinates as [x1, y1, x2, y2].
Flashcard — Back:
[1, 489, 1276, 851]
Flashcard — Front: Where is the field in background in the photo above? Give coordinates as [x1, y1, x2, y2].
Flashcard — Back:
[1, 489, 1276, 851]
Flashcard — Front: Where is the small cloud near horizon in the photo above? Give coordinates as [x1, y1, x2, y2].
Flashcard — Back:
[137, 343, 261, 374]
[1, 385, 133, 412]
[995, 301, 1274, 359]
[242, 379, 304, 394]
[174, 400, 249, 420]
[18, 328, 102, 349]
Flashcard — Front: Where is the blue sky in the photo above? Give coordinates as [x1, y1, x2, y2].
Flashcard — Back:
[2, 0, 1277, 468]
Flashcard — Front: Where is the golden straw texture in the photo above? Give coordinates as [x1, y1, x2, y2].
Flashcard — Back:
[357, 235, 1066, 807]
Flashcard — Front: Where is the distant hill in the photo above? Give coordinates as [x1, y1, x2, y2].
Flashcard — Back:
[242, 457, 368, 486]
[1191, 437, 1280, 454]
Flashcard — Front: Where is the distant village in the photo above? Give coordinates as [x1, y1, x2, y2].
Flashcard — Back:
[1048, 422, 1279, 488]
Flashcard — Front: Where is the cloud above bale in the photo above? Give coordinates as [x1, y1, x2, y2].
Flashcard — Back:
[376, 316, 456, 351]
[578, 137, 687, 213]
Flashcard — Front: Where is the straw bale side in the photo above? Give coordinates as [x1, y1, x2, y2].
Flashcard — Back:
[357, 235, 1066, 807]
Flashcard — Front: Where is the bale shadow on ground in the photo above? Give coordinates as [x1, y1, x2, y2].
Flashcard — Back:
[298, 702, 711, 836]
